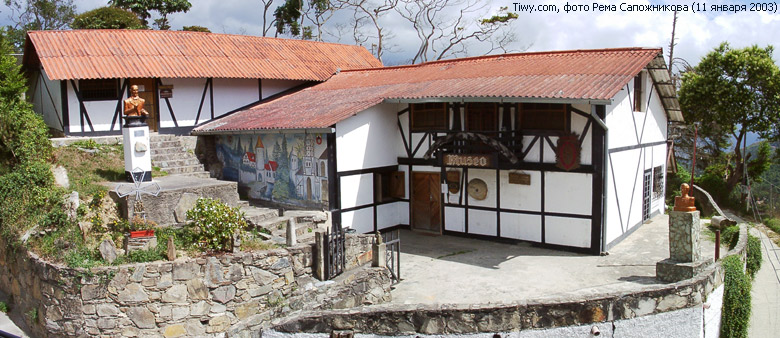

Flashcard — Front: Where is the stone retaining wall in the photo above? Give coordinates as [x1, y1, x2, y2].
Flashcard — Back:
[0, 234, 381, 337]
[271, 225, 750, 335]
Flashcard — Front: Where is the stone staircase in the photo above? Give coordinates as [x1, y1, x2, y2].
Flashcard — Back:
[149, 134, 210, 178]
[237, 200, 329, 243]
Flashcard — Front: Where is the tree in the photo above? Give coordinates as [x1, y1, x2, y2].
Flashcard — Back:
[4, 0, 76, 51]
[109, 0, 192, 30]
[337, 0, 399, 61]
[396, 1, 518, 63]
[678, 43, 780, 193]
[71, 6, 144, 29]
[182, 25, 210, 32]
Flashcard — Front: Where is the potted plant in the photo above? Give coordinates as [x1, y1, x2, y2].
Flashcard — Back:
[129, 216, 157, 237]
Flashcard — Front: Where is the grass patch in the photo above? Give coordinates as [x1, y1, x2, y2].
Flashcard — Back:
[436, 249, 474, 259]
[53, 143, 124, 197]
[0, 301, 8, 313]
[764, 218, 780, 247]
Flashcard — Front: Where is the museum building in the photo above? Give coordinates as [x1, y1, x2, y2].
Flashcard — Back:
[194, 47, 684, 254]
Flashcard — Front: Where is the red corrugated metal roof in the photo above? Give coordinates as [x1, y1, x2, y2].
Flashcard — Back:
[194, 47, 663, 133]
[24, 30, 382, 81]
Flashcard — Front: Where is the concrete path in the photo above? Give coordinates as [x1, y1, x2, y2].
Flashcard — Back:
[389, 214, 716, 305]
[748, 225, 780, 337]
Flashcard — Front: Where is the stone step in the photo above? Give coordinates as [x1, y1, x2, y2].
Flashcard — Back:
[262, 215, 325, 238]
[152, 158, 202, 168]
[150, 140, 182, 148]
[171, 171, 211, 179]
[149, 134, 178, 142]
[160, 164, 206, 175]
[150, 147, 188, 156]
[241, 206, 280, 226]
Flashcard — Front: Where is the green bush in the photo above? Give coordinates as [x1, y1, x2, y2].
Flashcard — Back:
[0, 301, 8, 313]
[721, 255, 752, 338]
[186, 198, 246, 252]
[71, 6, 144, 29]
[766, 218, 780, 234]
[746, 234, 762, 279]
[721, 225, 740, 250]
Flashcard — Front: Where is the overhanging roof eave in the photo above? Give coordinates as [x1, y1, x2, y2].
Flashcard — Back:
[191, 127, 335, 136]
[383, 97, 612, 105]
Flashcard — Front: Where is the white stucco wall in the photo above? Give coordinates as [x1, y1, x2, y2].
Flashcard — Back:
[336, 103, 406, 232]
[158, 78, 210, 127]
[59, 77, 304, 133]
[30, 70, 63, 131]
[336, 103, 402, 172]
[604, 70, 669, 246]
[66, 80, 117, 132]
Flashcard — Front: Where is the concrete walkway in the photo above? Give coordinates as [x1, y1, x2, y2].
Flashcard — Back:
[748, 225, 780, 337]
[390, 214, 716, 305]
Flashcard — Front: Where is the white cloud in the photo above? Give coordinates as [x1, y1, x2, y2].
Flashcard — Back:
[2, 0, 779, 67]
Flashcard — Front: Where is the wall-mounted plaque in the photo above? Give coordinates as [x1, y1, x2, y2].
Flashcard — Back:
[443, 154, 493, 168]
[159, 85, 173, 98]
[508, 172, 531, 185]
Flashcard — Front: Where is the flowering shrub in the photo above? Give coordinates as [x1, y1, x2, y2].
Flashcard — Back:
[186, 198, 246, 252]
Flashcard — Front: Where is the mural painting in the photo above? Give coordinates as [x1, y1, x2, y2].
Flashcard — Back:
[215, 133, 328, 208]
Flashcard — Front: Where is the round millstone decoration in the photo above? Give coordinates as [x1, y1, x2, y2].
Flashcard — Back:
[467, 178, 488, 200]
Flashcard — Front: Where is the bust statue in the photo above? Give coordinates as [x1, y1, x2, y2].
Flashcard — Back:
[674, 183, 697, 212]
[124, 85, 149, 117]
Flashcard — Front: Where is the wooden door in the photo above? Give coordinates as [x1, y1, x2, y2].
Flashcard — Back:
[129, 78, 158, 131]
[411, 172, 442, 234]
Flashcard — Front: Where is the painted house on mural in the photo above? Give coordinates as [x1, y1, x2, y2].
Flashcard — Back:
[21, 29, 382, 136]
[195, 48, 683, 254]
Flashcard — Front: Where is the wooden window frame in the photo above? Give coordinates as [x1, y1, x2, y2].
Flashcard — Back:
[410, 103, 448, 132]
[374, 170, 405, 202]
[516, 102, 568, 133]
[634, 72, 644, 112]
[79, 79, 120, 101]
[652, 165, 664, 198]
[465, 102, 498, 132]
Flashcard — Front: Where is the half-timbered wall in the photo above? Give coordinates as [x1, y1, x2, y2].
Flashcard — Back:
[35, 76, 304, 135]
[604, 70, 668, 249]
[336, 103, 409, 234]
[27, 69, 63, 132]
[332, 100, 606, 253]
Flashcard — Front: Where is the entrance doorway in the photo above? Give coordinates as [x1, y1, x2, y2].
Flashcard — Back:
[128, 78, 158, 132]
[411, 172, 442, 234]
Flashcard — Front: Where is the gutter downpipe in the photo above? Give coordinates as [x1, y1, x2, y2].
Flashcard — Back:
[590, 107, 609, 253]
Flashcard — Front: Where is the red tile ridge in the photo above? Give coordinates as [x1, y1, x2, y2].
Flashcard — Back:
[339, 47, 662, 74]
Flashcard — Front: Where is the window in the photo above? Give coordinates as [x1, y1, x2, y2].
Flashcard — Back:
[374, 170, 405, 202]
[79, 79, 120, 101]
[653, 165, 664, 198]
[633, 72, 644, 112]
[465, 103, 498, 132]
[517, 103, 567, 132]
[411, 103, 447, 131]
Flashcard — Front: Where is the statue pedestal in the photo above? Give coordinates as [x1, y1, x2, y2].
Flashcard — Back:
[656, 210, 711, 282]
[123, 116, 152, 182]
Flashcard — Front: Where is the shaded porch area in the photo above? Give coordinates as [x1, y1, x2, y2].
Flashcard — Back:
[389, 213, 717, 305]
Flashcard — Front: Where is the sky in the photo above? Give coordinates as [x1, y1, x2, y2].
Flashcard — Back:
[1, 0, 779, 69]
[0, 0, 776, 145]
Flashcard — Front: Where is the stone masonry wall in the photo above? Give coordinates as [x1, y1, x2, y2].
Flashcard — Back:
[272, 226, 750, 336]
[0, 234, 380, 337]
